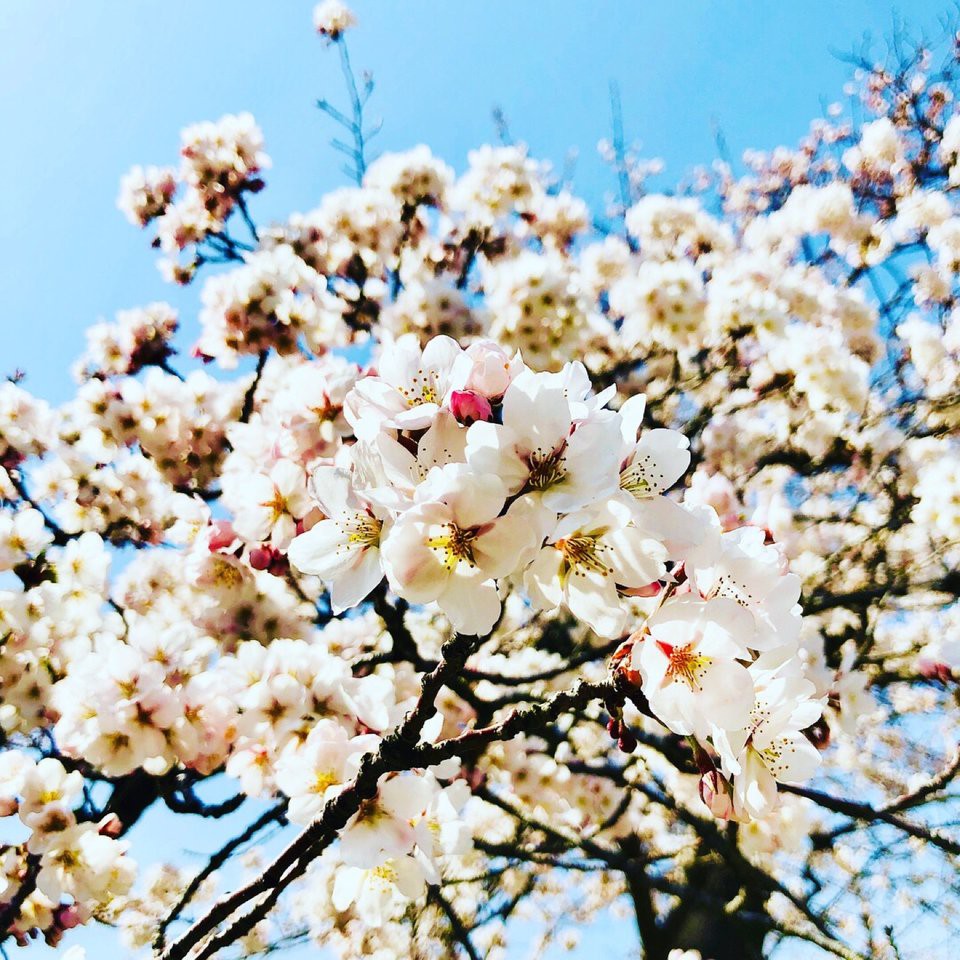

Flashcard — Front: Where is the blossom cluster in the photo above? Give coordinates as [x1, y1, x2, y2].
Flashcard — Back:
[0, 754, 134, 948]
[4, 9, 960, 958]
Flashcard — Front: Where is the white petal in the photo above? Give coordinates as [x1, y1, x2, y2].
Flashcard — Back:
[618, 394, 647, 446]
[566, 568, 625, 638]
[473, 495, 553, 579]
[438, 574, 501, 636]
[524, 548, 564, 610]
[329, 547, 384, 613]
[381, 514, 448, 603]
[332, 866, 364, 911]
[287, 520, 355, 579]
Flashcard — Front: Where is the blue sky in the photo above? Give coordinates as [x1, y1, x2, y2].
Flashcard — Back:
[1, 1, 954, 956]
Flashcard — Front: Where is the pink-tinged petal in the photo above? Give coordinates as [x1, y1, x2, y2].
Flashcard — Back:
[449, 390, 493, 425]
[381, 518, 448, 604]
[474, 495, 554, 579]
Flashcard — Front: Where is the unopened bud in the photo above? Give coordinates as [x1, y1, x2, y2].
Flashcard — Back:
[97, 813, 123, 837]
[918, 658, 955, 684]
[449, 390, 493, 426]
[208, 520, 238, 552]
[804, 716, 831, 751]
[699, 770, 736, 820]
[57, 904, 85, 930]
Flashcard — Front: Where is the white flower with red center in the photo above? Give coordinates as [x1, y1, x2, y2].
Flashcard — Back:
[712, 670, 823, 820]
[380, 463, 541, 635]
[524, 499, 666, 638]
[35, 823, 135, 904]
[227, 458, 311, 549]
[287, 465, 389, 614]
[346, 334, 464, 440]
[465, 366, 622, 514]
[632, 595, 756, 738]
[275, 719, 378, 825]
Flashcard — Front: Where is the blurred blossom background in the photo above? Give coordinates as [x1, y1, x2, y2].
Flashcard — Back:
[0, 1, 951, 956]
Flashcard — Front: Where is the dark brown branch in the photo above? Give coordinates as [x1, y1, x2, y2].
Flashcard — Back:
[783, 783, 960, 856]
[153, 801, 287, 953]
[0, 854, 40, 940]
[160, 659, 615, 960]
[239, 350, 268, 424]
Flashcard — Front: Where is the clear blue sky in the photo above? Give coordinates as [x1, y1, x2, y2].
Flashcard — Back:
[1, 1, 952, 957]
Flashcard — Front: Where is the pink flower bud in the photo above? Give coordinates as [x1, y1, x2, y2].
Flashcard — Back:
[208, 520, 239, 552]
[461, 341, 517, 399]
[699, 770, 736, 820]
[805, 716, 831, 751]
[97, 813, 123, 837]
[917, 658, 954, 683]
[0, 797, 18, 817]
[56, 903, 87, 930]
[449, 390, 493, 426]
[248, 546, 273, 570]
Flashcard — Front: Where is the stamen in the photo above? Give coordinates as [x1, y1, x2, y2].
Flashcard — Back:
[345, 513, 381, 546]
[426, 522, 478, 570]
[656, 640, 710, 690]
[397, 369, 440, 407]
[556, 535, 613, 576]
[526, 444, 566, 491]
